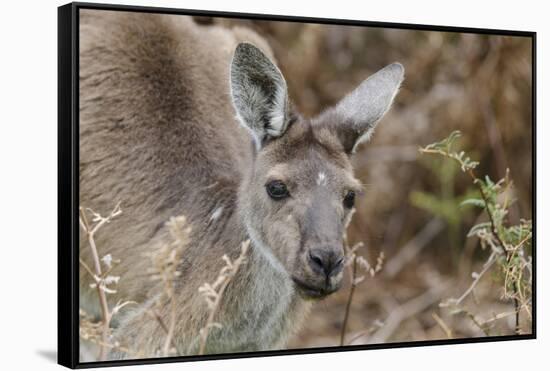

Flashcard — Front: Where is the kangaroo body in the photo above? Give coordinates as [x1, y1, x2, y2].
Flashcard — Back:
[79, 9, 403, 359]
[80, 10, 307, 356]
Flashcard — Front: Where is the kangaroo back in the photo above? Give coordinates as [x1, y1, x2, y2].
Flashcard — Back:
[79, 10, 272, 304]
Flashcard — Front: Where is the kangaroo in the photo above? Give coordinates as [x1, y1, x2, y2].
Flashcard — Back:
[79, 10, 404, 359]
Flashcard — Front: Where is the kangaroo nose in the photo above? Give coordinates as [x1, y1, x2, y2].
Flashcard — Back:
[308, 248, 344, 277]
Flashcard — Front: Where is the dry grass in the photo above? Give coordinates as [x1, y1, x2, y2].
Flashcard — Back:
[79, 210, 192, 359]
[79, 208, 250, 360]
[197, 240, 250, 355]
[79, 203, 129, 360]
[339, 233, 384, 346]
[146, 215, 191, 356]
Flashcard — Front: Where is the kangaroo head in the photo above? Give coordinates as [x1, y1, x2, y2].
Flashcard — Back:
[230, 43, 404, 299]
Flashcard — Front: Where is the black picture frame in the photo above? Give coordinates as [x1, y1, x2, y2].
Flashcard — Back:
[58, 2, 537, 368]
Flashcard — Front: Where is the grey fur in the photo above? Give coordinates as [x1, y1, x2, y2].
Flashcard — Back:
[315, 62, 404, 153]
[79, 9, 403, 360]
[230, 43, 290, 149]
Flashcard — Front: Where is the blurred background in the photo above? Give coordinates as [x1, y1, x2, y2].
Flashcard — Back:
[203, 17, 533, 347]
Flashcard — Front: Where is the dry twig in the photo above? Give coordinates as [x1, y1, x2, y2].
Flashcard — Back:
[147, 215, 191, 356]
[352, 281, 451, 345]
[339, 232, 384, 346]
[384, 218, 445, 278]
[79, 203, 122, 361]
[432, 312, 453, 339]
[198, 240, 250, 355]
[440, 251, 497, 307]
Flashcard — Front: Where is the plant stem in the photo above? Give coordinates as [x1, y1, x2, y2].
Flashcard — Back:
[162, 295, 177, 356]
[340, 256, 358, 346]
[80, 207, 111, 361]
[514, 283, 521, 334]
[468, 169, 520, 333]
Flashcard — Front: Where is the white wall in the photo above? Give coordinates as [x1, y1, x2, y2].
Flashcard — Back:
[0, 0, 545, 369]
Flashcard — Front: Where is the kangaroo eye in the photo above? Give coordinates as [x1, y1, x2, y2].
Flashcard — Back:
[343, 190, 355, 208]
[266, 180, 290, 200]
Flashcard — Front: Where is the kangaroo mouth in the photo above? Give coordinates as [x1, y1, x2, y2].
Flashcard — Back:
[291, 276, 331, 299]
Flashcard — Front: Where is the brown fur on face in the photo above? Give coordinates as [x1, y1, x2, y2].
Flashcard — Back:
[230, 44, 403, 300]
[238, 120, 363, 298]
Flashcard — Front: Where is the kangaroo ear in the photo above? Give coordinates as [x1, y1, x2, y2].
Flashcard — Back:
[323, 63, 404, 154]
[230, 43, 290, 149]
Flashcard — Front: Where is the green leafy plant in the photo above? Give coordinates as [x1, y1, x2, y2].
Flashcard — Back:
[420, 131, 532, 335]
[410, 155, 478, 257]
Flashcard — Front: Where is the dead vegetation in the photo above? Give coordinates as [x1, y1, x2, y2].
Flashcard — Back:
[197, 240, 250, 355]
[79, 208, 251, 360]
[146, 215, 191, 357]
[79, 203, 131, 360]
